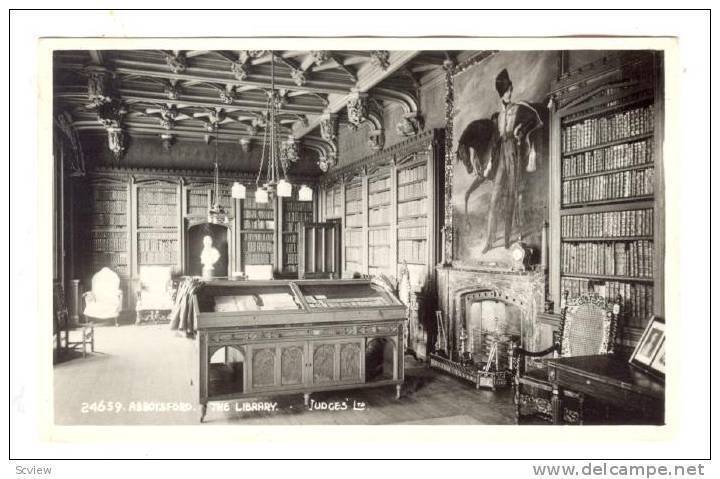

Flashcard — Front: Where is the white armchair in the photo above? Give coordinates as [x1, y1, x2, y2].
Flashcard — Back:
[83, 267, 123, 327]
[135, 265, 175, 324]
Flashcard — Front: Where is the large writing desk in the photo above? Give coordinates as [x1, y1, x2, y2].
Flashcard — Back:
[193, 279, 406, 422]
[545, 355, 665, 425]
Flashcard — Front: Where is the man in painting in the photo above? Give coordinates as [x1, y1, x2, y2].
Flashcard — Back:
[480, 69, 543, 253]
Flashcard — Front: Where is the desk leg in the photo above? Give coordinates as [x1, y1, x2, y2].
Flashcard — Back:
[200, 403, 207, 423]
[551, 386, 562, 425]
[395, 384, 402, 400]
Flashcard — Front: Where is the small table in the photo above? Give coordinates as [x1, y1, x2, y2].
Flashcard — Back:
[545, 355, 664, 425]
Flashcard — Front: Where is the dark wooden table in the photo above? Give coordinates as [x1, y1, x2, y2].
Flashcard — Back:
[545, 355, 665, 425]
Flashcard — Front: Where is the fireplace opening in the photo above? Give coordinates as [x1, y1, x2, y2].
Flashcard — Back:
[463, 293, 522, 368]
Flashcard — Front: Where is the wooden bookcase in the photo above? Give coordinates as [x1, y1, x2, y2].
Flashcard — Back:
[318, 130, 443, 358]
[549, 52, 664, 349]
[239, 193, 276, 269]
[343, 176, 365, 276]
[281, 193, 315, 274]
[134, 182, 181, 271]
[84, 180, 130, 279]
[367, 169, 393, 278]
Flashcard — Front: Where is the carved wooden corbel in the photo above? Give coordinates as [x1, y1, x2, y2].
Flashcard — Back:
[162, 50, 187, 74]
[370, 51, 391, 70]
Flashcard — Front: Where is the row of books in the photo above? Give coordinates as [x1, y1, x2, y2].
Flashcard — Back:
[369, 245, 391, 266]
[92, 188, 126, 202]
[91, 260, 128, 277]
[369, 206, 391, 226]
[243, 209, 274, 220]
[243, 196, 274, 210]
[345, 247, 362, 263]
[90, 213, 128, 227]
[284, 253, 298, 265]
[243, 232, 274, 242]
[284, 200, 313, 212]
[561, 240, 654, 278]
[138, 249, 178, 265]
[345, 230, 363, 247]
[562, 139, 654, 178]
[561, 209, 654, 239]
[398, 198, 427, 218]
[369, 176, 392, 193]
[345, 201, 363, 214]
[561, 104, 655, 154]
[283, 222, 308, 233]
[561, 167, 655, 205]
[90, 232, 127, 252]
[398, 225, 427, 239]
[284, 211, 313, 223]
[398, 180, 427, 201]
[90, 252, 128, 267]
[369, 228, 390, 245]
[242, 219, 275, 230]
[345, 185, 363, 202]
[138, 204, 177, 223]
[398, 239, 427, 264]
[284, 242, 297, 254]
[398, 164, 427, 185]
[138, 190, 177, 206]
[346, 214, 363, 228]
[243, 241, 274, 253]
[243, 252, 273, 264]
[187, 191, 208, 207]
[560, 277, 654, 322]
[91, 199, 127, 214]
[369, 190, 392, 207]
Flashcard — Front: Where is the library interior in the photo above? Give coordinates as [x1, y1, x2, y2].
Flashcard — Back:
[52, 49, 665, 425]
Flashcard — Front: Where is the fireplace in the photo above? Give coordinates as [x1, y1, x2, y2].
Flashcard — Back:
[430, 264, 546, 389]
[463, 290, 522, 367]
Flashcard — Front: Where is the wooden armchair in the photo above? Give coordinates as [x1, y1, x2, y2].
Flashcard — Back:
[54, 281, 94, 358]
[83, 267, 123, 327]
[514, 291, 620, 424]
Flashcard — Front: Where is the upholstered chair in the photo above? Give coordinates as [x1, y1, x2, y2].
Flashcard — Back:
[83, 267, 123, 327]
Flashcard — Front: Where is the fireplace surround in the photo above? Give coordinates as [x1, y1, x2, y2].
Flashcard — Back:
[431, 263, 547, 388]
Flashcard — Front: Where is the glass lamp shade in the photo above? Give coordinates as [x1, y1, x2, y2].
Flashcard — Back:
[277, 179, 292, 197]
[255, 187, 269, 204]
[298, 184, 313, 202]
[231, 182, 246, 199]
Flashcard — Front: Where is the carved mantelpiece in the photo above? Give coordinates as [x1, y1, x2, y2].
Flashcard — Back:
[436, 264, 546, 355]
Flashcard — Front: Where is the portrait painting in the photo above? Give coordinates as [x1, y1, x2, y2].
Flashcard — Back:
[451, 51, 554, 267]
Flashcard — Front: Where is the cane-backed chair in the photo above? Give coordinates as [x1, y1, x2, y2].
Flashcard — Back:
[514, 291, 620, 424]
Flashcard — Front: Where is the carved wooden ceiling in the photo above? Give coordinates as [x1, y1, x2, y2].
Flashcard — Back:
[53, 49, 484, 172]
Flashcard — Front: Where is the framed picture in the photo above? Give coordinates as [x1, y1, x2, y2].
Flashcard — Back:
[629, 316, 665, 380]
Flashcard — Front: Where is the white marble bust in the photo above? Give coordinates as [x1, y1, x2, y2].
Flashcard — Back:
[200, 235, 220, 279]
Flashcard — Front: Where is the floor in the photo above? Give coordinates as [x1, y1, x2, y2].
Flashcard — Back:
[54, 324, 516, 425]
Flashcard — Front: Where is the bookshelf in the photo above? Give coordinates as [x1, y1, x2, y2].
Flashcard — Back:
[550, 52, 664, 340]
[397, 161, 429, 266]
[136, 185, 179, 268]
[239, 193, 276, 268]
[367, 170, 392, 277]
[324, 183, 343, 219]
[85, 182, 130, 277]
[344, 176, 364, 275]
[281, 193, 314, 274]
